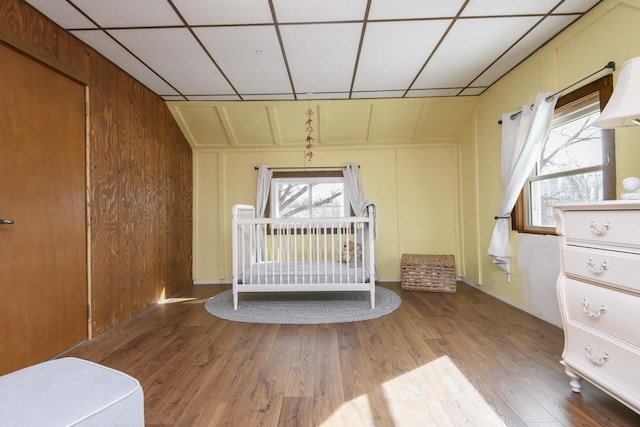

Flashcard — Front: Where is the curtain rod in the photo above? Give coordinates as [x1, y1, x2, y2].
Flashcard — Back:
[254, 166, 354, 171]
[497, 61, 615, 125]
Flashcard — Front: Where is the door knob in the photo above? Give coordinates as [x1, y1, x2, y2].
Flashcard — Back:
[0, 219, 14, 224]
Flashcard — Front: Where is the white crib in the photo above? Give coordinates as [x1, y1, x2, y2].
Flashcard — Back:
[231, 204, 376, 310]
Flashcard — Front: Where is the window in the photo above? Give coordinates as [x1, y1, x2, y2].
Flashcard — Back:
[269, 171, 349, 218]
[514, 75, 615, 234]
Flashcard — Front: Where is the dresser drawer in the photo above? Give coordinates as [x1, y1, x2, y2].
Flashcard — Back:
[564, 323, 640, 404]
[562, 277, 640, 346]
[562, 210, 640, 250]
[562, 245, 640, 293]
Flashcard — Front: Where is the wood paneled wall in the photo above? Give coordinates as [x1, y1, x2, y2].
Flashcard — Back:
[1, 0, 192, 336]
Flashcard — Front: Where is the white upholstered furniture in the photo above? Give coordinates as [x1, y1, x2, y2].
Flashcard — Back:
[555, 200, 640, 414]
[0, 357, 144, 426]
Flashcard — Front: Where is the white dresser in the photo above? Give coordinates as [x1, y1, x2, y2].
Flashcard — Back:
[554, 201, 640, 414]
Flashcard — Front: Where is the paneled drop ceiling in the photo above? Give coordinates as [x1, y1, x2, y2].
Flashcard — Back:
[25, 0, 602, 101]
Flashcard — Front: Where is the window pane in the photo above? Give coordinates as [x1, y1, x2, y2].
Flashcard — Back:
[275, 183, 310, 218]
[271, 175, 347, 219]
[311, 183, 344, 217]
[529, 171, 603, 227]
[538, 107, 601, 176]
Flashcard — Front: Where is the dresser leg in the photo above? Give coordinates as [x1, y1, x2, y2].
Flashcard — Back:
[565, 367, 583, 393]
[560, 360, 583, 392]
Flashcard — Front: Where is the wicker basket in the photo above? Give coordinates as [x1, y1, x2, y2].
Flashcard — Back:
[401, 254, 456, 293]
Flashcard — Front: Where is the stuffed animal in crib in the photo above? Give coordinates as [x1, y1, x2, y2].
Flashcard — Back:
[341, 240, 362, 267]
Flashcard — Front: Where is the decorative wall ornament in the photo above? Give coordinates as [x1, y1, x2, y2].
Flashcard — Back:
[305, 107, 314, 161]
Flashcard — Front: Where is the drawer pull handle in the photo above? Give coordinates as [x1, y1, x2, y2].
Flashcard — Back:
[590, 220, 613, 235]
[585, 344, 611, 366]
[582, 298, 607, 317]
[587, 258, 610, 274]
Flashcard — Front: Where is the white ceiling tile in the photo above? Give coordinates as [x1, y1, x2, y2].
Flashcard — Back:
[194, 26, 291, 94]
[462, 0, 559, 16]
[472, 16, 579, 87]
[72, 0, 182, 27]
[25, 0, 96, 28]
[353, 20, 451, 92]
[406, 89, 462, 97]
[162, 95, 187, 100]
[368, 0, 466, 20]
[412, 17, 540, 89]
[172, 0, 273, 25]
[273, 0, 367, 23]
[351, 91, 406, 99]
[554, 0, 601, 13]
[71, 30, 179, 95]
[108, 28, 234, 96]
[280, 23, 362, 94]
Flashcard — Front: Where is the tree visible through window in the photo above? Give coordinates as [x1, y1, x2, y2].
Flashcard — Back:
[269, 172, 349, 219]
[515, 75, 615, 233]
[529, 96, 603, 226]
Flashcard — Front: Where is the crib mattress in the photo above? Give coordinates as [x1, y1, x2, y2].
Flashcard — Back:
[238, 261, 370, 285]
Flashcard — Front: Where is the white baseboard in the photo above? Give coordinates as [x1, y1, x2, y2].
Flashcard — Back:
[192, 280, 231, 285]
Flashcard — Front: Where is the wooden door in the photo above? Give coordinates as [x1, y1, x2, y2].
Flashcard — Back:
[0, 43, 87, 375]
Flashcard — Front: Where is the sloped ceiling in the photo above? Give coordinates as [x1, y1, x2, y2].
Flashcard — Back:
[167, 97, 477, 149]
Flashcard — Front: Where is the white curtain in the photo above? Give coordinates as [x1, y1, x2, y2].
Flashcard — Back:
[254, 164, 272, 262]
[343, 163, 364, 213]
[488, 92, 557, 282]
[343, 163, 377, 238]
[256, 164, 272, 218]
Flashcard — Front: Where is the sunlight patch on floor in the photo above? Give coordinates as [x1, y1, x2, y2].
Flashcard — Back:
[321, 355, 506, 426]
[158, 297, 198, 304]
[321, 394, 374, 427]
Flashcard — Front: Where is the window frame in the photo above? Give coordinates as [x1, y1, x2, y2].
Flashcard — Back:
[513, 74, 615, 235]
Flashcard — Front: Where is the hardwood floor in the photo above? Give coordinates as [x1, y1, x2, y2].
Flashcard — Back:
[62, 282, 640, 426]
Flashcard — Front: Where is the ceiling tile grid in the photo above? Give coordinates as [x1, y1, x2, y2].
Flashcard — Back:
[25, 0, 603, 101]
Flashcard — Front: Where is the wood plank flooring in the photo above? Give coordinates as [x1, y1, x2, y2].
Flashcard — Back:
[62, 282, 640, 426]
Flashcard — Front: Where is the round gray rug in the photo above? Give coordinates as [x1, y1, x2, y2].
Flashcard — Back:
[204, 286, 401, 324]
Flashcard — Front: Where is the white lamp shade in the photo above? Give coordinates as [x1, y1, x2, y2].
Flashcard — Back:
[594, 56, 640, 128]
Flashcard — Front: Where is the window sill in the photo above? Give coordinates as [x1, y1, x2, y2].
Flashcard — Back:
[516, 226, 558, 236]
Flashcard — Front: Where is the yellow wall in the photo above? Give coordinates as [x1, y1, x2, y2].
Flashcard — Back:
[463, 0, 640, 308]
[194, 144, 462, 282]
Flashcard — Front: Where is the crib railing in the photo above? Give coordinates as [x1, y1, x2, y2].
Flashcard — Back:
[232, 204, 375, 284]
[232, 205, 374, 285]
